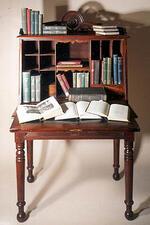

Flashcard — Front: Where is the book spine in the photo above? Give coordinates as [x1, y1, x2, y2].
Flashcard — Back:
[68, 93, 107, 102]
[43, 26, 67, 30]
[72, 72, 77, 87]
[118, 57, 122, 84]
[31, 10, 35, 35]
[61, 74, 70, 89]
[76, 73, 82, 88]
[35, 74, 41, 102]
[84, 72, 89, 87]
[21, 8, 27, 34]
[107, 57, 112, 85]
[34, 11, 39, 35]
[91, 60, 94, 85]
[43, 30, 67, 34]
[94, 60, 100, 84]
[22, 71, 31, 103]
[27, 8, 31, 35]
[31, 75, 36, 102]
[103, 58, 107, 84]
[39, 14, 43, 35]
[56, 74, 69, 97]
[113, 54, 118, 85]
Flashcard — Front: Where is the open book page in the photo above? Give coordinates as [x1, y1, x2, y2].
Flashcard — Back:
[17, 96, 63, 123]
[55, 102, 79, 120]
[108, 104, 129, 122]
[17, 104, 42, 123]
[86, 100, 110, 117]
[37, 96, 63, 120]
[76, 101, 101, 119]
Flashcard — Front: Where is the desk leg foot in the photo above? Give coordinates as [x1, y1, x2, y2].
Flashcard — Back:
[124, 139, 134, 220]
[17, 202, 28, 222]
[27, 140, 34, 183]
[113, 139, 120, 181]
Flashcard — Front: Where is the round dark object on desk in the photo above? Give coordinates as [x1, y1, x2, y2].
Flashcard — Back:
[62, 10, 84, 31]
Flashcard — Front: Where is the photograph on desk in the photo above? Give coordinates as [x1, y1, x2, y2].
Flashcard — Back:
[16, 96, 63, 123]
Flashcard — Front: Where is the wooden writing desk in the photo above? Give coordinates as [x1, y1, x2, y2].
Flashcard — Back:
[10, 114, 140, 222]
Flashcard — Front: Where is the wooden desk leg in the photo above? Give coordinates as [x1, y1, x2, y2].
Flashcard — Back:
[113, 139, 120, 180]
[27, 140, 34, 183]
[124, 139, 134, 220]
[15, 133, 28, 222]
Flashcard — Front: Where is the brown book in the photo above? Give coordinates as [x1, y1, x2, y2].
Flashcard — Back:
[56, 74, 69, 97]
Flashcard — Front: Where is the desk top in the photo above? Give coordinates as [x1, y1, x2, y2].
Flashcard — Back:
[10, 114, 140, 140]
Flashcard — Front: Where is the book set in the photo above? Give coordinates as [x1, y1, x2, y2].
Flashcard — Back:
[43, 22, 67, 35]
[17, 97, 129, 124]
[93, 25, 120, 35]
[22, 71, 41, 103]
[21, 8, 43, 35]
[91, 55, 122, 85]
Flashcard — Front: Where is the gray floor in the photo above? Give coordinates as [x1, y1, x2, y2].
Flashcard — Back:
[1, 139, 150, 225]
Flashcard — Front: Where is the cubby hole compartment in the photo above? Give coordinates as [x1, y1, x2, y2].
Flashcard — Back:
[56, 42, 89, 67]
[40, 41, 55, 54]
[113, 40, 121, 56]
[101, 40, 110, 58]
[23, 56, 38, 71]
[40, 56, 55, 70]
[56, 71, 73, 97]
[23, 41, 38, 54]
[41, 71, 55, 100]
[91, 41, 101, 60]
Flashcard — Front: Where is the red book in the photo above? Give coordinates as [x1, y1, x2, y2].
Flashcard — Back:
[61, 74, 70, 90]
[91, 60, 95, 85]
[56, 74, 69, 97]
[57, 60, 81, 65]
[27, 8, 31, 35]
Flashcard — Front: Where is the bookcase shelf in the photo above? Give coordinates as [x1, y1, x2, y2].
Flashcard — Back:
[19, 34, 128, 103]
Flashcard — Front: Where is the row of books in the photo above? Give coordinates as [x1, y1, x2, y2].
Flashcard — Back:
[21, 8, 43, 35]
[92, 25, 120, 35]
[72, 72, 89, 88]
[91, 55, 123, 85]
[22, 72, 41, 103]
[43, 25, 67, 35]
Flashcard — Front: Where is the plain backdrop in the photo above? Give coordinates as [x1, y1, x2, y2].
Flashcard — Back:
[0, 0, 150, 225]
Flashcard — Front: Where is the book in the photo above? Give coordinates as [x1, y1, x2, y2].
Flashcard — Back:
[91, 60, 100, 85]
[21, 8, 27, 34]
[86, 100, 129, 122]
[17, 96, 63, 123]
[56, 74, 69, 97]
[57, 60, 81, 65]
[35, 74, 41, 102]
[106, 57, 112, 84]
[68, 87, 107, 102]
[93, 25, 118, 29]
[31, 75, 36, 102]
[117, 57, 122, 84]
[95, 31, 120, 35]
[113, 54, 118, 85]
[55, 101, 101, 120]
[22, 71, 31, 103]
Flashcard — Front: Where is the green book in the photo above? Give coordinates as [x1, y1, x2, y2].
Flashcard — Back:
[35, 74, 41, 102]
[106, 57, 112, 85]
[31, 75, 36, 102]
[22, 72, 31, 103]
[34, 11, 39, 35]
[21, 8, 27, 34]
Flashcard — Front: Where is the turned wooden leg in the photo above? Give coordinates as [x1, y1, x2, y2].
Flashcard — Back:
[27, 140, 34, 183]
[15, 133, 28, 222]
[124, 139, 134, 220]
[113, 139, 120, 180]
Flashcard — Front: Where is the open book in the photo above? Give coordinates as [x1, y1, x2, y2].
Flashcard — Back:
[17, 96, 63, 123]
[55, 101, 101, 120]
[86, 100, 129, 122]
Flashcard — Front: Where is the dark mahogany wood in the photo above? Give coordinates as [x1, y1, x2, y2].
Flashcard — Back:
[113, 139, 120, 180]
[124, 138, 134, 220]
[10, 113, 140, 222]
[27, 140, 34, 183]
[15, 133, 28, 222]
